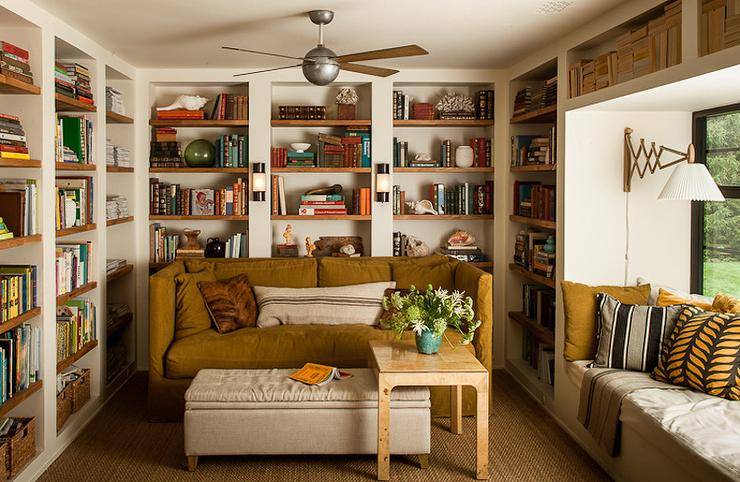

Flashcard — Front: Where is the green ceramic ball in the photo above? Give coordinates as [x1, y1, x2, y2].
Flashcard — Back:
[183, 139, 216, 167]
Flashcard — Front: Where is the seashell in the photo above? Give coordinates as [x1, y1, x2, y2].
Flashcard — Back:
[447, 229, 475, 247]
[335, 87, 359, 105]
[157, 95, 210, 112]
[405, 236, 430, 257]
[415, 153, 432, 162]
[405, 200, 437, 215]
[339, 244, 356, 255]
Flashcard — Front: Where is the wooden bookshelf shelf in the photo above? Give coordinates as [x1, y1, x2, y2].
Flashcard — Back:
[148, 167, 248, 173]
[510, 104, 557, 124]
[0, 234, 42, 251]
[0, 381, 42, 418]
[55, 93, 96, 112]
[271, 119, 371, 127]
[509, 263, 555, 288]
[56, 281, 98, 305]
[394, 167, 494, 173]
[106, 165, 134, 173]
[56, 162, 96, 171]
[56, 223, 97, 238]
[107, 312, 133, 338]
[149, 119, 248, 128]
[149, 215, 248, 221]
[0, 307, 41, 336]
[106, 111, 133, 124]
[393, 119, 494, 127]
[510, 164, 557, 173]
[271, 215, 372, 221]
[0, 158, 41, 168]
[510, 215, 556, 230]
[271, 167, 371, 173]
[57, 340, 98, 373]
[106, 264, 133, 283]
[107, 216, 134, 227]
[508, 311, 555, 346]
[394, 214, 494, 220]
[0, 75, 40, 95]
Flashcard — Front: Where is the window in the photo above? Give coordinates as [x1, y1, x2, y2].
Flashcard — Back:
[692, 105, 740, 297]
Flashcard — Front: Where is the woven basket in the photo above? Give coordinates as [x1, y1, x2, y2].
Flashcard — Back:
[1, 417, 36, 479]
[71, 368, 91, 413]
[0, 440, 7, 480]
[57, 384, 73, 432]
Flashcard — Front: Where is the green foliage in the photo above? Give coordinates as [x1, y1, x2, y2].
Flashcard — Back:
[703, 261, 740, 298]
[381, 285, 481, 344]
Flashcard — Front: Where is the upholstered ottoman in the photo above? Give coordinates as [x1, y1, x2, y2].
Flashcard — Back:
[184, 368, 431, 471]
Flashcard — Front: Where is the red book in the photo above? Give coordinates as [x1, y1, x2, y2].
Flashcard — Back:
[301, 201, 345, 205]
[1, 41, 29, 61]
[76, 96, 94, 104]
[157, 109, 205, 119]
[0, 113, 20, 122]
[0, 145, 28, 153]
[341, 137, 362, 145]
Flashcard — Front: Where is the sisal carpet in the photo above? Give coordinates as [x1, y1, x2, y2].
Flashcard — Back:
[39, 370, 609, 481]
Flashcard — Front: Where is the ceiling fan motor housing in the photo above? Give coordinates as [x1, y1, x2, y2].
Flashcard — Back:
[302, 46, 340, 85]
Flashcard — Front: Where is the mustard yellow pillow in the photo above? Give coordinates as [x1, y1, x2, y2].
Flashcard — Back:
[318, 257, 392, 287]
[561, 281, 651, 361]
[712, 293, 740, 314]
[656, 288, 713, 311]
[174, 270, 216, 339]
[393, 261, 455, 291]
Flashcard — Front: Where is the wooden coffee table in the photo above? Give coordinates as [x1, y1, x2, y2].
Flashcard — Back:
[369, 339, 489, 480]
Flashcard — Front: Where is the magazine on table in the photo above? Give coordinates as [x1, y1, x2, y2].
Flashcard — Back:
[289, 363, 352, 386]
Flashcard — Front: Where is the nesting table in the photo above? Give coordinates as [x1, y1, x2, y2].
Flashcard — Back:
[369, 339, 490, 480]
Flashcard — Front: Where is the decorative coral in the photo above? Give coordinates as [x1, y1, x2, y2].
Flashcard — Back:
[435, 91, 475, 114]
[335, 87, 359, 105]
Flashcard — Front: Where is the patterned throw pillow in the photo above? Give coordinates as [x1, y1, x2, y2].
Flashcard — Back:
[653, 306, 740, 400]
[197, 274, 257, 334]
[593, 293, 681, 372]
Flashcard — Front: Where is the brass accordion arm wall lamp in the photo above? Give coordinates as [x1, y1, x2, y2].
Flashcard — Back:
[623, 127, 725, 201]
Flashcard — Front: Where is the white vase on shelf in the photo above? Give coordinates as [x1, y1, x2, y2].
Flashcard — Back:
[455, 146, 474, 168]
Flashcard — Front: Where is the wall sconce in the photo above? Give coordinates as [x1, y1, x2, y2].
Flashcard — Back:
[252, 162, 266, 202]
[623, 127, 725, 201]
[376, 163, 391, 203]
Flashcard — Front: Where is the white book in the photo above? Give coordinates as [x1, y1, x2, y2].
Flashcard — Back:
[278, 176, 287, 215]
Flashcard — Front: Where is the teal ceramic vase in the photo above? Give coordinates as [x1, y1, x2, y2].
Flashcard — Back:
[183, 139, 216, 167]
[415, 330, 443, 354]
[544, 235, 555, 254]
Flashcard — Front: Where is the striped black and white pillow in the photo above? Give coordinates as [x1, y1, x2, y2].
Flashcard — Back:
[593, 293, 681, 372]
[253, 281, 396, 328]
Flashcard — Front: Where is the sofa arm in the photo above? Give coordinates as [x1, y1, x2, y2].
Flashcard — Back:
[149, 261, 185, 378]
[454, 263, 493, 373]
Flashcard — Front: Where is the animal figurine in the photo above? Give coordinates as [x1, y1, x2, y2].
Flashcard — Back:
[405, 236, 430, 257]
[405, 199, 437, 215]
[339, 244, 356, 256]
[415, 153, 432, 162]
[304, 184, 343, 196]
[305, 237, 316, 257]
[282, 224, 294, 245]
[156, 95, 209, 111]
[447, 229, 475, 247]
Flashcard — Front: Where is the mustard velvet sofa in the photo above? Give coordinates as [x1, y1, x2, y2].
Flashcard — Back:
[148, 255, 493, 421]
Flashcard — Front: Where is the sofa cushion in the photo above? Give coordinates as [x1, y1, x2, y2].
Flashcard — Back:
[561, 281, 651, 361]
[186, 258, 317, 287]
[657, 288, 713, 311]
[198, 274, 257, 333]
[318, 257, 392, 287]
[392, 260, 455, 291]
[713, 293, 740, 314]
[175, 270, 216, 340]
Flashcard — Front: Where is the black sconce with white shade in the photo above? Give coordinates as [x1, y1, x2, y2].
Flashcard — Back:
[252, 162, 266, 201]
[376, 163, 391, 203]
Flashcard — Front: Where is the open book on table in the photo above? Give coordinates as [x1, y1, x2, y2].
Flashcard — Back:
[289, 363, 352, 386]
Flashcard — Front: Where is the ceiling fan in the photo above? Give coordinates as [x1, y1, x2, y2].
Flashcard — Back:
[223, 10, 429, 86]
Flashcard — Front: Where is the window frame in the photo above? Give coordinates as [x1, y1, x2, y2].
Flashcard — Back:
[690, 103, 740, 294]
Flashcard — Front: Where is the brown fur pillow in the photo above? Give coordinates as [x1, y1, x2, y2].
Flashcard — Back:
[197, 274, 257, 333]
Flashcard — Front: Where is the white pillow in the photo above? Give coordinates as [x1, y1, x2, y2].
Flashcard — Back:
[636, 277, 712, 305]
[253, 281, 396, 328]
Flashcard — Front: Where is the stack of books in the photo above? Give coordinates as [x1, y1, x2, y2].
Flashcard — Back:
[298, 193, 347, 216]
[55, 115, 93, 165]
[215, 134, 248, 167]
[149, 224, 179, 263]
[286, 150, 314, 168]
[513, 231, 548, 270]
[156, 108, 204, 121]
[149, 178, 248, 216]
[511, 131, 556, 167]
[513, 181, 556, 221]
[0, 178, 37, 237]
[210, 94, 248, 120]
[411, 102, 434, 120]
[512, 87, 532, 117]
[154, 127, 176, 142]
[317, 128, 371, 168]
[55, 176, 94, 229]
[538, 346, 555, 386]
[107, 303, 131, 325]
[0, 41, 33, 85]
[149, 141, 183, 168]
[475, 90, 495, 120]
[106, 140, 131, 168]
[56, 63, 93, 105]
[436, 244, 487, 263]
[54, 63, 75, 99]
[106, 258, 127, 275]
[0, 265, 37, 322]
[55, 242, 93, 295]
[106, 195, 129, 221]
[276, 244, 298, 257]
[0, 323, 41, 401]
[533, 246, 556, 279]
[0, 113, 30, 161]
[105, 86, 124, 115]
[56, 299, 96, 361]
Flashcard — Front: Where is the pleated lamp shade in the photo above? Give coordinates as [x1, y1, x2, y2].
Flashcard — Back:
[658, 163, 725, 201]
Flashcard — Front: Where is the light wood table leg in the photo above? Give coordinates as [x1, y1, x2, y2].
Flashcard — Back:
[377, 374, 392, 481]
[186, 455, 198, 472]
[418, 454, 430, 469]
[450, 385, 463, 434]
[475, 375, 489, 480]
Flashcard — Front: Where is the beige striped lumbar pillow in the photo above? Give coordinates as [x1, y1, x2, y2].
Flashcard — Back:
[253, 281, 396, 328]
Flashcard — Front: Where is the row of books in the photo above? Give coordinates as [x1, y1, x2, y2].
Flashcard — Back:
[514, 181, 555, 221]
[511, 129, 556, 167]
[55, 115, 94, 165]
[512, 77, 556, 117]
[393, 137, 492, 168]
[55, 63, 93, 105]
[0, 40, 34, 85]
[435, 244, 488, 263]
[270, 147, 313, 168]
[56, 299, 96, 362]
[317, 129, 371, 168]
[55, 242, 93, 295]
[150, 141, 182, 168]
[523, 332, 555, 386]
[277, 105, 326, 120]
[514, 231, 555, 278]
[702, 0, 740, 54]
[0, 265, 37, 323]
[55, 176, 95, 230]
[392, 90, 494, 120]
[0, 178, 37, 238]
[149, 224, 179, 264]
[215, 134, 248, 168]
[106, 258, 127, 276]
[0, 113, 30, 161]
[0, 324, 40, 403]
[223, 232, 248, 258]
[155, 109, 204, 120]
[522, 284, 556, 330]
[392, 182, 494, 216]
[210, 94, 248, 120]
[149, 178, 248, 216]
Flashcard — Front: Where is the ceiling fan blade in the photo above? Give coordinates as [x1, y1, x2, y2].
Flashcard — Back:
[340, 63, 399, 77]
[222, 46, 314, 62]
[233, 64, 303, 77]
[333, 45, 428, 63]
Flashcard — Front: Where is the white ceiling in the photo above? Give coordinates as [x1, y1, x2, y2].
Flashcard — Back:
[31, 0, 624, 70]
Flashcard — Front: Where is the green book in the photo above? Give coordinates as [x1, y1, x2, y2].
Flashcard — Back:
[60, 117, 83, 163]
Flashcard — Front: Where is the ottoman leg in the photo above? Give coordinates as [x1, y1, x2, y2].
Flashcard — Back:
[418, 454, 430, 469]
[187, 455, 198, 472]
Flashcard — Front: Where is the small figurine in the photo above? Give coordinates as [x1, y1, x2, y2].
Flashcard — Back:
[0, 217, 12, 240]
[339, 244, 355, 256]
[282, 224, 294, 245]
[181, 229, 202, 250]
[305, 237, 316, 257]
